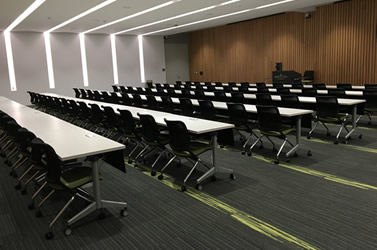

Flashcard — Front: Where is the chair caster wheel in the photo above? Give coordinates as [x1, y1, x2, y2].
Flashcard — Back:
[195, 184, 202, 191]
[28, 203, 35, 210]
[343, 140, 348, 144]
[45, 231, 54, 240]
[307, 136, 311, 139]
[64, 227, 72, 236]
[127, 160, 132, 164]
[230, 173, 236, 180]
[259, 145, 264, 150]
[247, 152, 252, 157]
[241, 151, 245, 155]
[326, 133, 331, 136]
[151, 171, 156, 176]
[274, 159, 279, 164]
[134, 164, 138, 168]
[359, 134, 362, 139]
[21, 189, 27, 195]
[120, 208, 128, 217]
[15, 184, 21, 190]
[98, 212, 105, 220]
[307, 151, 312, 156]
[181, 186, 187, 192]
[36, 210, 43, 218]
[158, 175, 163, 180]
[334, 140, 339, 144]
[211, 175, 216, 182]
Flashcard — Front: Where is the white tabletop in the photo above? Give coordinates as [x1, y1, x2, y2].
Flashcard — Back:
[0, 97, 125, 161]
[43, 93, 234, 135]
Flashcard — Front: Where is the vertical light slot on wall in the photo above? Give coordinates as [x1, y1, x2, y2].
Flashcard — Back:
[110, 34, 119, 85]
[4, 31, 17, 91]
[44, 32, 55, 89]
[138, 35, 146, 83]
[79, 33, 89, 87]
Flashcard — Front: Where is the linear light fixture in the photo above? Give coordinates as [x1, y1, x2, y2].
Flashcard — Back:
[142, 0, 295, 36]
[110, 34, 119, 85]
[44, 32, 55, 89]
[138, 35, 146, 83]
[115, 0, 241, 35]
[79, 34, 89, 87]
[83, 0, 181, 34]
[4, 0, 46, 91]
[44, 0, 117, 90]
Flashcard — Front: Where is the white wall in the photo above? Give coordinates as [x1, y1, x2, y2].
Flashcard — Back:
[0, 32, 167, 104]
[143, 36, 166, 84]
[164, 33, 190, 84]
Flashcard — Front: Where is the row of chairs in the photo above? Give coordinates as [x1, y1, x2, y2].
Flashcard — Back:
[0, 110, 98, 239]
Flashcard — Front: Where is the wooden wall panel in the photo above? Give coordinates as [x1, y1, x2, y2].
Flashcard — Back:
[189, 0, 377, 86]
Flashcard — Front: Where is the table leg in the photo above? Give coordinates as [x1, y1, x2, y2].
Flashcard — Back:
[345, 105, 357, 140]
[286, 116, 302, 157]
[67, 159, 128, 226]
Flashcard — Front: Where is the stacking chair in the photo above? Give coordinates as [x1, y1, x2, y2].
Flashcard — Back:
[281, 94, 301, 109]
[226, 103, 260, 156]
[88, 103, 106, 134]
[336, 83, 352, 90]
[112, 85, 119, 92]
[179, 98, 195, 116]
[73, 88, 81, 98]
[365, 84, 377, 89]
[77, 102, 93, 130]
[312, 83, 326, 90]
[307, 96, 350, 144]
[273, 83, 284, 88]
[159, 119, 213, 191]
[87, 90, 95, 100]
[214, 91, 228, 102]
[137, 114, 170, 174]
[132, 94, 144, 108]
[363, 89, 377, 124]
[257, 87, 269, 93]
[291, 83, 303, 89]
[119, 86, 127, 93]
[146, 95, 162, 111]
[161, 96, 177, 113]
[256, 93, 273, 105]
[110, 92, 121, 104]
[230, 92, 244, 103]
[93, 90, 103, 101]
[215, 82, 222, 86]
[256, 82, 266, 87]
[102, 106, 122, 140]
[121, 93, 133, 106]
[156, 88, 166, 97]
[194, 90, 206, 100]
[198, 100, 217, 120]
[301, 88, 317, 97]
[181, 89, 191, 98]
[250, 105, 296, 164]
[228, 82, 236, 87]
[101, 91, 112, 103]
[240, 82, 249, 87]
[79, 89, 88, 99]
[276, 87, 290, 94]
[328, 88, 346, 98]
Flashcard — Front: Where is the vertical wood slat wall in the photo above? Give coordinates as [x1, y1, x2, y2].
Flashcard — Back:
[189, 0, 377, 86]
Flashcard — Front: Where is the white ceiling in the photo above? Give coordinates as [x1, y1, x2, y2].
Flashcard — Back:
[0, 0, 341, 36]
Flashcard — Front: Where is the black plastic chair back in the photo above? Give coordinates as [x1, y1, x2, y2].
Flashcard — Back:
[77, 101, 91, 119]
[165, 120, 190, 152]
[138, 114, 160, 143]
[276, 87, 290, 94]
[228, 82, 236, 87]
[161, 96, 175, 113]
[79, 89, 87, 99]
[256, 93, 273, 105]
[30, 137, 45, 165]
[240, 82, 249, 87]
[256, 82, 266, 88]
[281, 94, 300, 108]
[132, 94, 144, 107]
[365, 84, 377, 89]
[312, 83, 326, 90]
[363, 90, 377, 109]
[227, 103, 248, 126]
[273, 83, 283, 88]
[68, 100, 80, 115]
[204, 82, 211, 86]
[231, 92, 244, 103]
[336, 83, 352, 90]
[73, 88, 80, 98]
[257, 87, 269, 93]
[103, 106, 119, 129]
[291, 83, 303, 89]
[181, 89, 191, 98]
[112, 85, 119, 92]
[15, 128, 36, 151]
[88, 103, 104, 124]
[256, 105, 282, 132]
[121, 93, 132, 106]
[198, 100, 216, 120]
[195, 90, 205, 99]
[43, 143, 62, 184]
[215, 82, 222, 86]
[87, 90, 95, 100]
[328, 88, 346, 98]
[214, 91, 227, 102]
[179, 98, 194, 116]
[146, 95, 160, 110]
[316, 96, 339, 118]
[119, 86, 127, 93]
[110, 92, 120, 104]
[302, 88, 317, 97]
[101, 91, 111, 102]
[118, 109, 137, 134]
[156, 88, 166, 96]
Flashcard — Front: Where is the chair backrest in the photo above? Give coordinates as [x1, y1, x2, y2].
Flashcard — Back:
[110, 92, 120, 104]
[363, 89, 377, 109]
[119, 86, 127, 93]
[302, 88, 317, 97]
[257, 87, 269, 93]
[256, 82, 266, 87]
[231, 92, 244, 103]
[121, 93, 132, 106]
[79, 89, 87, 99]
[87, 89, 95, 100]
[118, 109, 137, 134]
[223, 86, 232, 92]
[240, 82, 249, 87]
[276, 87, 290, 94]
[273, 83, 283, 88]
[146, 95, 159, 110]
[88, 103, 104, 123]
[132, 94, 143, 107]
[280, 94, 300, 108]
[179, 98, 194, 116]
[30, 137, 45, 164]
[328, 88, 346, 98]
[316, 96, 339, 118]
[161, 96, 175, 112]
[198, 100, 216, 120]
[16, 128, 36, 150]
[164, 119, 190, 152]
[256, 105, 282, 132]
[312, 83, 326, 90]
[291, 83, 303, 89]
[42, 142, 62, 184]
[204, 82, 211, 86]
[215, 82, 222, 86]
[101, 91, 111, 102]
[256, 93, 273, 105]
[365, 84, 377, 89]
[303, 70, 314, 80]
[102, 106, 118, 128]
[68, 100, 80, 114]
[138, 113, 160, 143]
[77, 101, 91, 119]
[226, 103, 248, 126]
[195, 90, 205, 99]
[336, 83, 352, 90]
[228, 82, 236, 87]
[73, 88, 80, 98]
[214, 91, 227, 102]
[112, 85, 119, 92]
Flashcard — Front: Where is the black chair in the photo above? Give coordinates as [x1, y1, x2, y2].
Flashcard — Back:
[301, 88, 317, 97]
[365, 84, 377, 89]
[273, 83, 284, 88]
[312, 83, 326, 90]
[110, 92, 121, 104]
[276, 87, 290, 94]
[280, 94, 301, 109]
[214, 91, 228, 102]
[86, 90, 95, 100]
[228, 82, 236, 87]
[137, 113, 170, 174]
[251, 105, 297, 164]
[132, 94, 144, 108]
[291, 83, 303, 89]
[256, 82, 266, 88]
[88, 103, 106, 134]
[226, 103, 260, 156]
[198, 100, 217, 120]
[73, 88, 81, 98]
[302, 71, 314, 84]
[179, 98, 195, 116]
[161, 96, 177, 113]
[93, 90, 103, 101]
[215, 82, 222, 86]
[328, 88, 346, 98]
[146, 95, 162, 111]
[256, 93, 273, 105]
[240, 82, 249, 87]
[363, 89, 377, 124]
[181, 89, 191, 98]
[102, 106, 122, 140]
[194, 90, 206, 100]
[101, 91, 112, 102]
[77, 101, 93, 130]
[230, 92, 244, 103]
[308, 96, 350, 144]
[336, 83, 352, 90]
[119, 86, 127, 93]
[159, 119, 219, 191]
[121, 93, 133, 106]
[204, 82, 211, 86]
[79, 89, 88, 99]
[257, 87, 269, 93]
[112, 85, 119, 92]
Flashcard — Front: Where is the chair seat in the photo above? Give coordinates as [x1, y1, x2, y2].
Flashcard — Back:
[144, 134, 170, 146]
[261, 126, 295, 137]
[318, 113, 347, 123]
[173, 141, 212, 157]
[60, 167, 101, 189]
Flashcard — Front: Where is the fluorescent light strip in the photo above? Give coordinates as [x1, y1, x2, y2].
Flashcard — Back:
[142, 0, 295, 36]
[255, 0, 294, 9]
[138, 35, 146, 83]
[115, 0, 240, 35]
[110, 34, 119, 85]
[4, 0, 46, 92]
[84, 0, 180, 34]
[4, 32, 17, 91]
[44, 32, 55, 89]
[79, 34, 89, 87]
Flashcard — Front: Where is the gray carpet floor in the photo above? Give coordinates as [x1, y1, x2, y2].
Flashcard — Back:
[1, 116, 377, 249]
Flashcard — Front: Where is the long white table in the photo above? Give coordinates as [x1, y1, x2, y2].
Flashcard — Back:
[0, 96, 127, 228]
[42, 93, 235, 188]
